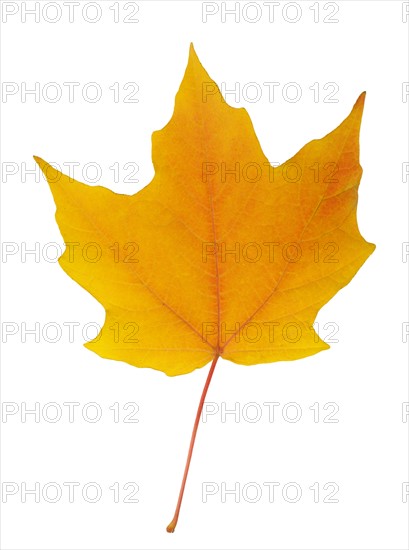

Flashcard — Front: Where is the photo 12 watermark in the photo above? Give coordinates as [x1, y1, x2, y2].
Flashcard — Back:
[1, 481, 140, 503]
[1, 82, 140, 103]
[1, 401, 140, 423]
[1, 2, 140, 24]
[201, 2, 340, 24]
[201, 481, 340, 503]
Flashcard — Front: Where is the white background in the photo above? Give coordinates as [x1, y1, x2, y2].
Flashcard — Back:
[1, 1, 408, 549]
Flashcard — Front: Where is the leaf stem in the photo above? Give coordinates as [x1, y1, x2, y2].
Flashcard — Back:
[166, 354, 219, 533]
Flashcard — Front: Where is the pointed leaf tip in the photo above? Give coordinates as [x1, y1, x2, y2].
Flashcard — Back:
[34, 156, 62, 185]
[353, 91, 366, 116]
[34, 156, 47, 172]
[178, 43, 213, 99]
[188, 42, 199, 63]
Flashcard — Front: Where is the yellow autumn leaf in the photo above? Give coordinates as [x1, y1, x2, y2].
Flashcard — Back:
[35, 44, 375, 532]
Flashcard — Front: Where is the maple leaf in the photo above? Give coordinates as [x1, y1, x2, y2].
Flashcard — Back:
[35, 44, 375, 532]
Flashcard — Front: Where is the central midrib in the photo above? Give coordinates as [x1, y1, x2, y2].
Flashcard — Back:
[195, 79, 221, 356]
